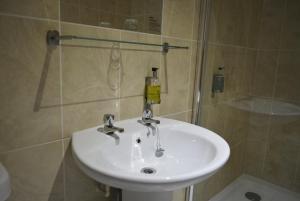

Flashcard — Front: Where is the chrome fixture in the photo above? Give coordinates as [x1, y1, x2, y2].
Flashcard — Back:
[98, 114, 124, 135]
[137, 103, 160, 126]
[212, 65, 225, 97]
[46, 30, 189, 53]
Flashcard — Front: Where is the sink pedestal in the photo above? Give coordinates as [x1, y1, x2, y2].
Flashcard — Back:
[122, 190, 173, 201]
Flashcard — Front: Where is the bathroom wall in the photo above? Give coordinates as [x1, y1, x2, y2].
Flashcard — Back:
[244, 0, 300, 193]
[194, 0, 300, 200]
[0, 1, 201, 201]
[193, 0, 261, 200]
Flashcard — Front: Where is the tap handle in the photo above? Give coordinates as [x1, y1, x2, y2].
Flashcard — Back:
[103, 114, 114, 127]
[143, 109, 153, 119]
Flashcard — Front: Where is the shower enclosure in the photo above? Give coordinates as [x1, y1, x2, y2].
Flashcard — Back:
[192, 0, 300, 200]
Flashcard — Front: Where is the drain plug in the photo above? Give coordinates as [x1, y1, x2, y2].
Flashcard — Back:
[245, 192, 261, 201]
[141, 167, 156, 174]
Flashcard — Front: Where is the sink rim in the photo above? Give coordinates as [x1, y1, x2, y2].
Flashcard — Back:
[72, 117, 230, 185]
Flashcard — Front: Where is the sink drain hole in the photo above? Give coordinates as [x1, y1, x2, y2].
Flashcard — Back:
[141, 167, 156, 174]
[245, 192, 261, 201]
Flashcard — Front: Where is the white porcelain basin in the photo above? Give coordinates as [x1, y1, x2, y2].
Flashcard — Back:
[72, 117, 230, 192]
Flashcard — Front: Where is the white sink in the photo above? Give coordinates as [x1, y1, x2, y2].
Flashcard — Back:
[72, 117, 230, 200]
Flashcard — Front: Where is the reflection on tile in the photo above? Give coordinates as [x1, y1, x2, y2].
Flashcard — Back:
[63, 139, 109, 201]
[0, 141, 64, 201]
[0, 0, 59, 19]
[0, 16, 61, 152]
[162, 0, 195, 39]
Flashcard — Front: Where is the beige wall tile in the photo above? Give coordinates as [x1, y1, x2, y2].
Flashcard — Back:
[63, 100, 120, 138]
[280, 0, 300, 49]
[193, 181, 206, 201]
[60, 3, 80, 24]
[200, 105, 225, 137]
[245, 0, 263, 48]
[0, 16, 61, 152]
[220, 142, 245, 186]
[79, 7, 100, 26]
[119, 96, 144, 120]
[239, 49, 257, 96]
[208, 0, 258, 47]
[160, 38, 192, 115]
[247, 113, 270, 141]
[163, 111, 192, 123]
[79, 0, 100, 10]
[257, 0, 285, 49]
[251, 50, 278, 98]
[192, 0, 202, 41]
[162, 0, 195, 40]
[274, 51, 300, 103]
[119, 31, 161, 98]
[223, 106, 249, 147]
[293, 153, 300, 193]
[63, 139, 109, 201]
[0, 0, 59, 20]
[172, 189, 186, 201]
[61, 23, 121, 104]
[243, 140, 266, 177]
[0, 141, 64, 201]
[261, 115, 300, 189]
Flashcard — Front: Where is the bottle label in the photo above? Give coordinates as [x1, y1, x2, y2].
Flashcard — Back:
[146, 85, 161, 104]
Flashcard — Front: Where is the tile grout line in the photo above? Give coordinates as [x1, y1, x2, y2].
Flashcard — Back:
[0, 139, 64, 155]
[161, 109, 193, 118]
[263, 0, 288, 179]
[0, 12, 58, 23]
[57, 1, 67, 199]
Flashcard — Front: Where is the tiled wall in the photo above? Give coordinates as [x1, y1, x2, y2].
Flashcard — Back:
[244, 0, 300, 193]
[60, 0, 162, 34]
[0, 0, 201, 201]
[193, 0, 300, 200]
[193, 0, 261, 200]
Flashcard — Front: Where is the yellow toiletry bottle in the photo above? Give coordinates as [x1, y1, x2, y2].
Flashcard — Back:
[146, 67, 161, 104]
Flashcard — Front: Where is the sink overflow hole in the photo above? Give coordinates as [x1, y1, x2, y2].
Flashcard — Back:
[141, 167, 156, 174]
[245, 192, 261, 201]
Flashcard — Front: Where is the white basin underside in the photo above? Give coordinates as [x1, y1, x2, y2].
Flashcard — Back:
[72, 118, 230, 191]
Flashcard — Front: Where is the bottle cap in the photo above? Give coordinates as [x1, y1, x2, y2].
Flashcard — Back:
[152, 67, 159, 72]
